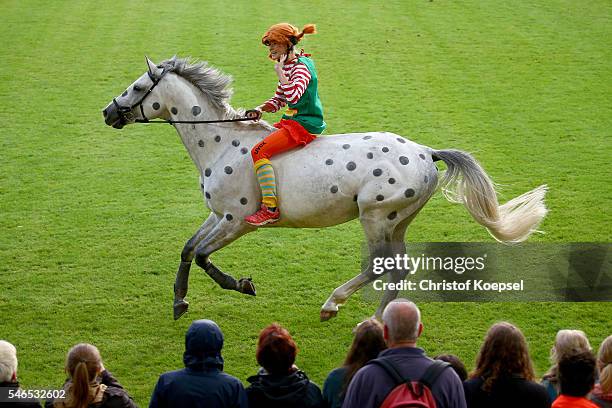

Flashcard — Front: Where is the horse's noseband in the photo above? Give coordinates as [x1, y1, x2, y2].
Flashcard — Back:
[113, 68, 168, 124]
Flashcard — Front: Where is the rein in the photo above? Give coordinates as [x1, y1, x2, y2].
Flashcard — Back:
[113, 65, 258, 126]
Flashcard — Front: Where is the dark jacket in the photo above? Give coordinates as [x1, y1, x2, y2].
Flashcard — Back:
[322, 367, 347, 408]
[342, 347, 466, 408]
[0, 381, 41, 408]
[44, 370, 137, 408]
[246, 368, 324, 408]
[463, 376, 551, 408]
[149, 320, 247, 408]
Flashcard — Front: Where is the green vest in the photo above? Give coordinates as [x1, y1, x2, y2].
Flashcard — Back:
[281, 56, 326, 134]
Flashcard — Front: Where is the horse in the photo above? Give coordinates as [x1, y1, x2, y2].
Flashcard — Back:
[102, 56, 548, 321]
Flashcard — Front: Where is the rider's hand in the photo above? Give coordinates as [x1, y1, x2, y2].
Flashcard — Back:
[274, 54, 287, 74]
[245, 108, 262, 121]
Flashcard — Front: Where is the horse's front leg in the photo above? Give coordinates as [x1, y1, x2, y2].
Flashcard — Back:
[173, 213, 221, 320]
[193, 218, 256, 294]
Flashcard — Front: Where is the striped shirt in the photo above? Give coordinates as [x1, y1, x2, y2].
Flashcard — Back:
[262, 58, 312, 112]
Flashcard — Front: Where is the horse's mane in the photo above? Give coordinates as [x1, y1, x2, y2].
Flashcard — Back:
[158, 56, 273, 130]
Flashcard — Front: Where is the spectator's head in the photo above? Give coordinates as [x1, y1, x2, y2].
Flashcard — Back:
[558, 351, 597, 397]
[342, 319, 386, 391]
[256, 323, 297, 375]
[63, 343, 103, 407]
[381, 299, 422, 347]
[0, 340, 17, 383]
[597, 335, 612, 393]
[183, 319, 224, 371]
[471, 322, 535, 392]
[434, 354, 468, 382]
[551, 329, 591, 367]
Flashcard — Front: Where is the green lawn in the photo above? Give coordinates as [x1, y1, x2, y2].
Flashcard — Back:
[1, 0, 610, 405]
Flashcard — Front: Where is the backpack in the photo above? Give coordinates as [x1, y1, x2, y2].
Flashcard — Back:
[367, 358, 451, 408]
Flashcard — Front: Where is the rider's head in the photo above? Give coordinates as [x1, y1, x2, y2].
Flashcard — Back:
[262, 23, 316, 61]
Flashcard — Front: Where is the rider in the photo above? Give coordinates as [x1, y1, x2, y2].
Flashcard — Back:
[244, 23, 326, 226]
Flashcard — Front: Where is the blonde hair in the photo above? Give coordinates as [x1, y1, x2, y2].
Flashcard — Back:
[598, 335, 612, 393]
[544, 329, 591, 379]
[0, 340, 17, 382]
[55, 344, 102, 408]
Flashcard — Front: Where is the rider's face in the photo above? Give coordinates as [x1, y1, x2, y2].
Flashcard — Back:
[267, 41, 286, 61]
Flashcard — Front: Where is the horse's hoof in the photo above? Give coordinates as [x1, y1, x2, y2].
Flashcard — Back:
[173, 300, 189, 320]
[320, 310, 338, 322]
[238, 277, 256, 296]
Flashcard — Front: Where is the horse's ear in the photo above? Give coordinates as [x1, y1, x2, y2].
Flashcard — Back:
[145, 56, 162, 78]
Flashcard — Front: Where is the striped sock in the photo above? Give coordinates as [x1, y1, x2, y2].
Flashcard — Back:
[254, 159, 277, 208]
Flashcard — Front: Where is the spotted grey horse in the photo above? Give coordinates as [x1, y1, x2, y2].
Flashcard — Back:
[102, 57, 548, 321]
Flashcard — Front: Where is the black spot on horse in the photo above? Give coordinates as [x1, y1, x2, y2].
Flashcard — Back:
[205, 168, 212, 177]
[192, 105, 201, 116]
[388, 178, 396, 184]
[424, 176, 429, 183]
[330, 185, 338, 193]
[367, 152, 374, 159]
[240, 197, 248, 205]
[382, 147, 389, 153]
[171, 107, 178, 115]
[343, 144, 350, 150]
[152, 102, 160, 110]
[122, 90, 128, 97]
[388, 211, 397, 220]
[232, 139, 240, 147]
[241, 147, 248, 155]
[405, 188, 415, 198]
[363, 135, 372, 140]
[225, 214, 233, 221]
[326, 159, 333, 165]
[224, 166, 233, 175]
[419, 154, 426, 160]
[214, 135, 221, 142]
[198, 140, 205, 147]
[205, 192, 211, 199]
[346, 161, 356, 171]
[399, 156, 409, 165]
[397, 138, 406, 144]
[376, 195, 385, 201]
[373, 168, 383, 177]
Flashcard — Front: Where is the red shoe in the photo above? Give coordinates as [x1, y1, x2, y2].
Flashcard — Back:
[244, 204, 280, 226]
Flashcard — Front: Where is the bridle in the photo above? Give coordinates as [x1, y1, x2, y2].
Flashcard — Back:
[112, 66, 256, 126]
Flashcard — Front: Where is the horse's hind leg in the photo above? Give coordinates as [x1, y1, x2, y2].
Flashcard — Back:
[374, 203, 429, 319]
[174, 213, 220, 320]
[320, 213, 393, 321]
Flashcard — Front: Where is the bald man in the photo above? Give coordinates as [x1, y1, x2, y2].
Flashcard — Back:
[342, 299, 466, 408]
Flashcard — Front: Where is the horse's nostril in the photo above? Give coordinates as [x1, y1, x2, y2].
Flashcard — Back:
[103, 109, 108, 117]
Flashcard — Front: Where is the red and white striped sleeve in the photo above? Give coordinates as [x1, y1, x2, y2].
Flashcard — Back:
[279, 63, 312, 105]
[261, 85, 287, 112]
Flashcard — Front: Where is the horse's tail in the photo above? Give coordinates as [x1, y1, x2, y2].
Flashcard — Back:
[431, 149, 548, 244]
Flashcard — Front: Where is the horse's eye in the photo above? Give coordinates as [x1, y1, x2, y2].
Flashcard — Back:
[133, 85, 142, 92]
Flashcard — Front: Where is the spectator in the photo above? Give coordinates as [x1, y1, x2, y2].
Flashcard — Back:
[322, 319, 386, 408]
[464, 322, 550, 408]
[542, 329, 592, 401]
[149, 319, 247, 408]
[0, 340, 40, 408]
[552, 351, 598, 408]
[591, 335, 612, 407]
[246, 323, 323, 408]
[434, 354, 468, 382]
[342, 299, 466, 408]
[46, 343, 137, 408]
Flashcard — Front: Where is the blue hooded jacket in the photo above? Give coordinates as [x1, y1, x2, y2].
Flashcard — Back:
[149, 320, 248, 408]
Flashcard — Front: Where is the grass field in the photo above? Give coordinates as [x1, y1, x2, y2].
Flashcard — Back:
[1, 0, 611, 405]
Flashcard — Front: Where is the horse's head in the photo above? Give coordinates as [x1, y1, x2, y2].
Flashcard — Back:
[102, 57, 168, 129]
